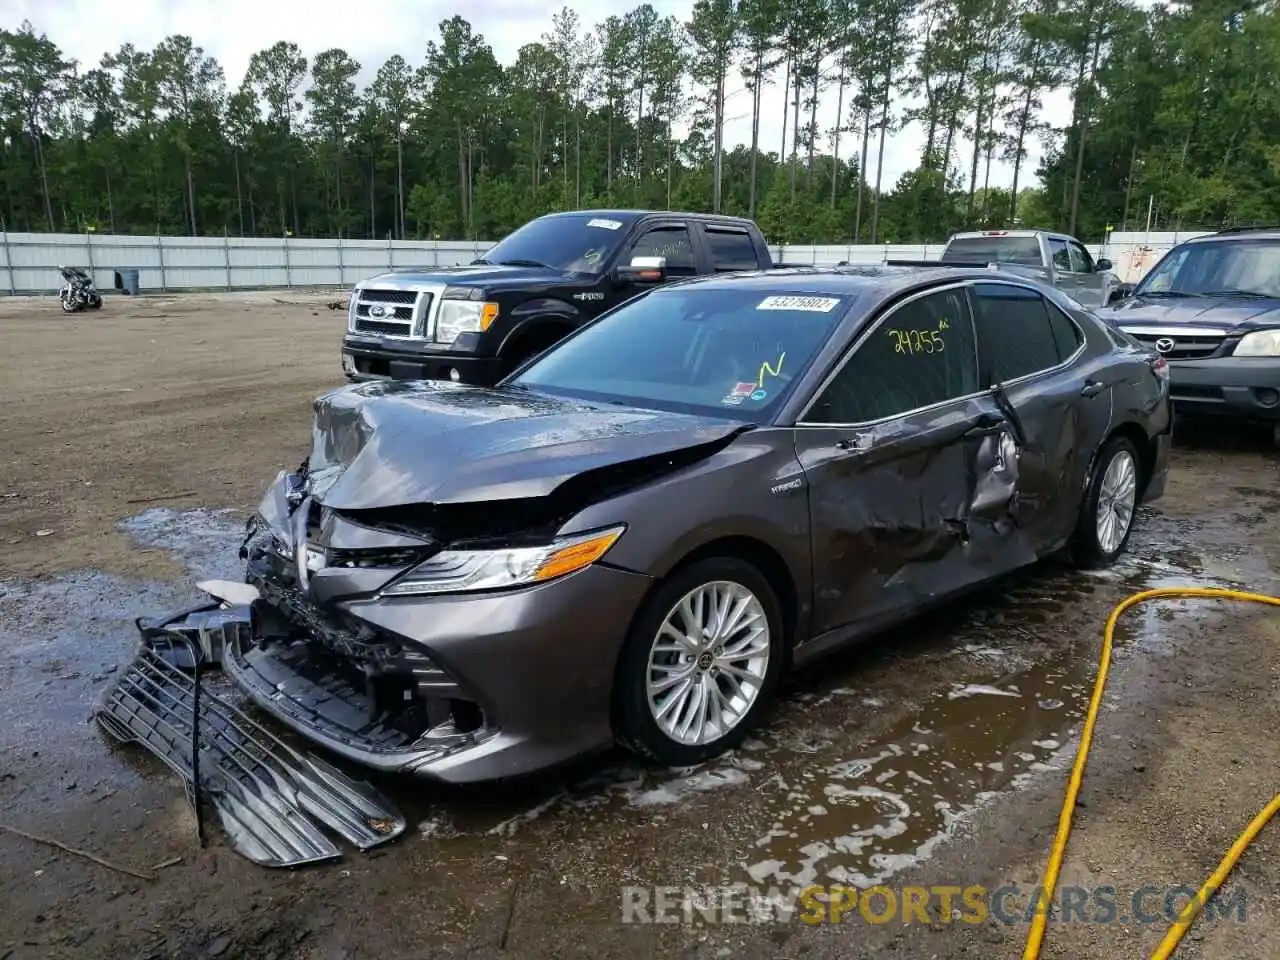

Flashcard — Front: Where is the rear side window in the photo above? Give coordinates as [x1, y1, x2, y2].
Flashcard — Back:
[1047, 303, 1084, 359]
[704, 227, 761, 271]
[1048, 238, 1072, 271]
[806, 287, 980, 424]
[970, 283, 1071, 382]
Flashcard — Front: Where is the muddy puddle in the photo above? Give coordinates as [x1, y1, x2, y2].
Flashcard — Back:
[0, 503, 1262, 915]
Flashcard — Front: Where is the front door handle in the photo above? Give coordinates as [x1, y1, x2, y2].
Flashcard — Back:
[1081, 379, 1106, 398]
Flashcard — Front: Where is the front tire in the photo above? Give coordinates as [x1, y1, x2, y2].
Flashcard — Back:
[59, 296, 79, 314]
[1071, 435, 1141, 568]
[614, 557, 784, 767]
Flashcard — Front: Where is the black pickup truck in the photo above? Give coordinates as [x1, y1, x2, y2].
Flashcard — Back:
[342, 209, 777, 385]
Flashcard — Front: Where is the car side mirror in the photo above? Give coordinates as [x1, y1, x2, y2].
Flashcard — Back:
[615, 255, 667, 285]
[1095, 257, 1112, 271]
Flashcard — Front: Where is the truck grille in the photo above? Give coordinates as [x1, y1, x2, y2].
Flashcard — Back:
[352, 288, 431, 337]
[1122, 329, 1225, 361]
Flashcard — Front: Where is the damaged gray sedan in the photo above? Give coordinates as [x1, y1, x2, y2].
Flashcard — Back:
[227, 266, 1172, 782]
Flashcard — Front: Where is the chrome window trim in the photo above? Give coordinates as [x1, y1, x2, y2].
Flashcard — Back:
[793, 277, 1087, 430]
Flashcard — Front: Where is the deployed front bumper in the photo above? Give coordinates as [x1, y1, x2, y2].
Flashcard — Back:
[1166, 356, 1280, 421]
[234, 511, 653, 785]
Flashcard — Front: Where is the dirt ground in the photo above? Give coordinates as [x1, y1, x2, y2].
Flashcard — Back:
[0, 291, 1278, 960]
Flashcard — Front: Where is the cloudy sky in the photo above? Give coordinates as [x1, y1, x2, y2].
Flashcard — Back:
[10, 0, 1071, 190]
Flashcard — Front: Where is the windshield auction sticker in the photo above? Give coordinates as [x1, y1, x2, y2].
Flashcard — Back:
[757, 295, 841, 312]
[587, 218, 623, 230]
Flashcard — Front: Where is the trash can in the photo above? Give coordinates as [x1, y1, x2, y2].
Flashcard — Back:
[114, 268, 140, 295]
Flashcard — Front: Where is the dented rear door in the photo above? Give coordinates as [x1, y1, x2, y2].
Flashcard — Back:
[794, 283, 1033, 638]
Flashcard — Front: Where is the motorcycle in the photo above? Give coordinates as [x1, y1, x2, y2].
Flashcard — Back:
[58, 265, 103, 313]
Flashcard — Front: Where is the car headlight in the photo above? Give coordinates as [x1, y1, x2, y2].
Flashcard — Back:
[435, 298, 499, 344]
[1235, 329, 1280, 357]
[379, 525, 626, 597]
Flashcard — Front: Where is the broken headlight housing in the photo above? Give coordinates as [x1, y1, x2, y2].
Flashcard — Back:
[379, 525, 626, 597]
[1234, 329, 1280, 357]
[435, 286, 499, 344]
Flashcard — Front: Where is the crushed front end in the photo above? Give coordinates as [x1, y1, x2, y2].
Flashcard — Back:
[223, 459, 651, 785]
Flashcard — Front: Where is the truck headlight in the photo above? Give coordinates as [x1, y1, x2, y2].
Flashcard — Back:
[435, 299, 499, 344]
[379, 525, 625, 597]
[1235, 329, 1280, 357]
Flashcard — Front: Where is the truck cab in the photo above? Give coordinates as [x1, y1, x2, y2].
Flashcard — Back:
[940, 229, 1122, 309]
[341, 209, 775, 386]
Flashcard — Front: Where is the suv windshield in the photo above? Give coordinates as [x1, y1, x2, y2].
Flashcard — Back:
[510, 287, 851, 421]
[942, 236, 1042, 265]
[479, 214, 634, 274]
[1139, 238, 1280, 297]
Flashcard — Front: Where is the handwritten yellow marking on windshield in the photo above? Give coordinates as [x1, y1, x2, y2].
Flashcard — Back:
[758, 352, 786, 387]
[888, 318, 949, 356]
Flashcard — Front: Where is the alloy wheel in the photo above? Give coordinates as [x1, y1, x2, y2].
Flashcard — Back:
[1095, 449, 1137, 554]
[644, 580, 771, 747]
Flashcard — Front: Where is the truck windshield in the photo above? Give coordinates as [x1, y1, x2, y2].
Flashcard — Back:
[510, 288, 851, 421]
[1138, 239, 1280, 298]
[942, 236, 1042, 265]
[478, 214, 635, 274]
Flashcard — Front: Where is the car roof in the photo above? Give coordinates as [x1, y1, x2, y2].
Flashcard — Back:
[1189, 226, 1280, 243]
[655, 264, 1019, 299]
[534, 209, 758, 227]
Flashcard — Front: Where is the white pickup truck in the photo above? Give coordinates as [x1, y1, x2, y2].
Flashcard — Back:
[889, 229, 1124, 309]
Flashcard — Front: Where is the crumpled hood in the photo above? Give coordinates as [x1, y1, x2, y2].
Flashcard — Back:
[1097, 295, 1280, 332]
[305, 380, 746, 510]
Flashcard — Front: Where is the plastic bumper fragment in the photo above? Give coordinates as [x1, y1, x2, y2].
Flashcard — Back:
[93, 631, 407, 869]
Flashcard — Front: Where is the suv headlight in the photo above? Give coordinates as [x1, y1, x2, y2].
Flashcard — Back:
[435, 295, 499, 344]
[1235, 329, 1280, 357]
[379, 525, 625, 597]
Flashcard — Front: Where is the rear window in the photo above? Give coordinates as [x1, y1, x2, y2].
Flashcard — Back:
[942, 236, 1042, 266]
[511, 288, 850, 421]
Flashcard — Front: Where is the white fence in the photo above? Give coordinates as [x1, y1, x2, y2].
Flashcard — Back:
[0, 230, 1203, 295]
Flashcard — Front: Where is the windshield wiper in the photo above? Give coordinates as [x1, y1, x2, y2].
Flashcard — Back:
[496, 258, 554, 269]
[1137, 290, 1199, 298]
[1200, 289, 1277, 299]
[470, 257, 493, 265]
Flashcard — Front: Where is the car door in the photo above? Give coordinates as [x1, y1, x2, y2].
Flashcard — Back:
[793, 283, 1035, 640]
[966, 280, 1114, 551]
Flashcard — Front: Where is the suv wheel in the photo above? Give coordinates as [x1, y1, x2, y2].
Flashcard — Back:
[615, 557, 783, 767]
[1071, 435, 1141, 568]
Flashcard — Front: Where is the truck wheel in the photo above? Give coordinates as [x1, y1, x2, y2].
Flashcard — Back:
[499, 328, 570, 379]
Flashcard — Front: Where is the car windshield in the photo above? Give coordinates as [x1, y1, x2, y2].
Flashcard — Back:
[509, 287, 852, 421]
[942, 236, 1042, 265]
[478, 214, 634, 274]
[1138, 238, 1280, 298]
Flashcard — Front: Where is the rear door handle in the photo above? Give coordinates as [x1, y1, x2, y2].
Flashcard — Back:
[1081, 379, 1106, 398]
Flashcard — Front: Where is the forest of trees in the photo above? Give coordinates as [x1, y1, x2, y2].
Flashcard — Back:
[2, 0, 1278, 245]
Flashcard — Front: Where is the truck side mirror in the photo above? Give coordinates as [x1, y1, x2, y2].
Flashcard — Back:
[615, 255, 667, 285]
[1096, 257, 1112, 271]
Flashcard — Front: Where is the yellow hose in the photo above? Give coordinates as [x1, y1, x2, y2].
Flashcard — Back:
[1022, 586, 1280, 960]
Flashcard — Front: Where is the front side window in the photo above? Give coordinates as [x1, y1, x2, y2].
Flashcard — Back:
[512, 288, 850, 421]
[628, 226, 698, 276]
[805, 288, 980, 424]
[970, 282, 1067, 382]
[1137, 239, 1280, 298]
[480, 214, 633, 274]
[1049, 238, 1072, 271]
[1068, 241, 1096, 273]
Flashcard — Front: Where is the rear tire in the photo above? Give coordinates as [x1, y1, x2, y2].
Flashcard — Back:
[1071, 435, 1141, 568]
[614, 557, 784, 767]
